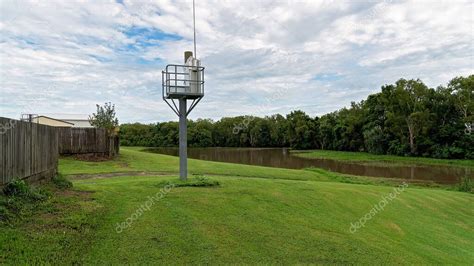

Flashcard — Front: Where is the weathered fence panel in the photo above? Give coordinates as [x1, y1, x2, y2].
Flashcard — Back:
[58, 127, 119, 157]
[0, 117, 58, 185]
[0, 118, 119, 185]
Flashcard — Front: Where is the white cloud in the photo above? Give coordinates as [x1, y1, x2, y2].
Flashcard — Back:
[0, 0, 472, 123]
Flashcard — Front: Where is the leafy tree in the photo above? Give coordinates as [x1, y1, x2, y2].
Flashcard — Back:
[269, 114, 288, 147]
[286, 110, 316, 149]
[89, 102, 119, 135]
[381, 79, 433, 155]
[362, 93, 388, 154]
[189, 119, 214, 147]
[318, 113, 337, 150]
[119, 123, 153, 146]
[363, 126, 385, 154]
[448, 75, 474, 123]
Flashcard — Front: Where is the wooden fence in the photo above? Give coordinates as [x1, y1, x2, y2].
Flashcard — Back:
[58, 127, 119, 157]
[0, 117, 59, 185]
[0, 118, 119, 185]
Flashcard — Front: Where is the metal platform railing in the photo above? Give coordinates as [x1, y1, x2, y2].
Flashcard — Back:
[162, 64, 205, 99]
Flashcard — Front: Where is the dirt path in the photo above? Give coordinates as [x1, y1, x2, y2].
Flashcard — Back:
[68, 171, 172, 180]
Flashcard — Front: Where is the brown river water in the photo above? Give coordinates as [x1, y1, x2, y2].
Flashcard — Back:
[144, 147, 473, 184]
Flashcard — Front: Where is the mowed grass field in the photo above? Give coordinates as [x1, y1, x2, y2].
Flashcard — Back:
[1, 147, 473, 264]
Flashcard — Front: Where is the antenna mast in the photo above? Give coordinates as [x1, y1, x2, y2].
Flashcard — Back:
[161, 0, 205, 181]
[193, 0, 197, 57]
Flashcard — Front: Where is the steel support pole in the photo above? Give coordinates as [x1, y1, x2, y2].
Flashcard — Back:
[179, 98, 187, 180]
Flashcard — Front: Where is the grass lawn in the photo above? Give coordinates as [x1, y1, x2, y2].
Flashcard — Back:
[58, 147, 405, 186]
[1, 147, 473, 264]
[293, 149, 474, 168]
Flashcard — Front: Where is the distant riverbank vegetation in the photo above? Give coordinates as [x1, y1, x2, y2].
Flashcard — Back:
[121, 75, 473, 159]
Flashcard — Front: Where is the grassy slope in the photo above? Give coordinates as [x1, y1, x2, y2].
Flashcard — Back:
[58, 147, 447, 187]
[294, 149, 474, 168]
[73, 176, 473, 264]
[59, 148, 369, 184]
[2, 147, 473, 264]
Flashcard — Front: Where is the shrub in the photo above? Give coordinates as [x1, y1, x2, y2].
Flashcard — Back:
[458, 176, 473, 193]
[3, 179, 29, 197]
[53, 174, 73, 189]
[387, 140, 409, 156]
[0, 202, 11, 223]
[0, 179, 50, 223]
[157, 176, 220, 188]
[2, 179, 48, 201]
[180, 176, 220, 187]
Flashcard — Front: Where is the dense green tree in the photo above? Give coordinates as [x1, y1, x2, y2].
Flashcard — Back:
[381, 79, 433, 155]
[118, 75, 473, 159]
[286, 110, 316, 149]
[362, 93, 388, 154]
[318, 113, 336, 150]
[269, 114, 288, 147]
[189, 119, 214, 147]
[119, 123, 153, 146]
[448, 75, 474, 123]
[249, 118, 272, 147]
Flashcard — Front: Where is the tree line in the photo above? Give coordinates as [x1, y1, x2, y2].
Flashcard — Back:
[120, 75, 473, 159]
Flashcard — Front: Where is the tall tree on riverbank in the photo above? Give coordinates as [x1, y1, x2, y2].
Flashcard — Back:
[448, 76, 474, 123]
[382, 79, 433, 155]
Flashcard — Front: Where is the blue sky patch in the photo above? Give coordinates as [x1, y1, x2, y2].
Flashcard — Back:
[312, 73, 344, 82]
[123, 26, 182, 44]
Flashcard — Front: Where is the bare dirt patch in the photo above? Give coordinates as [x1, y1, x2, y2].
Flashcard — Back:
[61, 153, 114, 162]
[56, 189, 95, 197]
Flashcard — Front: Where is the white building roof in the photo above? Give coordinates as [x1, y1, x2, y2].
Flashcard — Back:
[42, 114, 90, 120]
[39, 114, 93, 128]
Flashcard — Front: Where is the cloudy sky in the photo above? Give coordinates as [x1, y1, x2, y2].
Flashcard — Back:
[0, 0, 472, 123]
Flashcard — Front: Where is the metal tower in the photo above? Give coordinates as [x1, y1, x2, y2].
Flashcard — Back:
[162, 52, 205, 180]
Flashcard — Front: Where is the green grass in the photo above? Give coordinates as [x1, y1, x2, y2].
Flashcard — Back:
[293, 149, 474, 168]
[156, 175, 220, 188]
[58, 147, 436, 187]
[0, 180, 103, 264]
[2, 147, 473, 264]
[59, 148, 351, 182]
